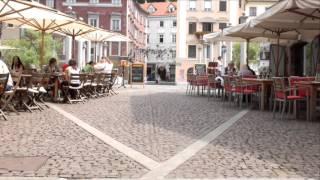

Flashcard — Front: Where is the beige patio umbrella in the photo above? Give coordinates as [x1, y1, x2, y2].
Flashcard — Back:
[50, 20, 96, 59]
[0, 0, 75, 66]
[82, 28, 115, 61]
[104, 33, 131, 42]
[250, 0, 320, 76]
[223, 21, 300, 72]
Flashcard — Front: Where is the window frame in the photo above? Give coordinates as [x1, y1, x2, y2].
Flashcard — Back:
[111, 16, 121, 31]
[188, 22, 197, 34]
[159, 34, 164, 44]
[219, 0, 227, 12]
[204, 0, 212, 11]
[188, 45, 197, 59]
[249, 7, 257, 16]
[189, 0, 196, 11]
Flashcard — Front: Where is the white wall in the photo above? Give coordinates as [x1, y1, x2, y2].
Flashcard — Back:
[176, 0, 187, 60]
[147, 16, 177, 64]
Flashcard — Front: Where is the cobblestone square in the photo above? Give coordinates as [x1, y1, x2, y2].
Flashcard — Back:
[0, 85, 319, 179]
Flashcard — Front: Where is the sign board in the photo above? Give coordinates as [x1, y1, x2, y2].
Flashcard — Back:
[130, 63, 145, 87]
[195, 63, 206, 75]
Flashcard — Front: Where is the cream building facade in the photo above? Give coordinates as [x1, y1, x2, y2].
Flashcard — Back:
[176, 0, 244, 82]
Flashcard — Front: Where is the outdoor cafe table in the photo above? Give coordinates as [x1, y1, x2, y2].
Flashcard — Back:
[242, 78, 273, 111]
[295, 81, 320, 121]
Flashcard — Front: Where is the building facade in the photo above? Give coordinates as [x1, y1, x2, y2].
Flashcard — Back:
[127, 0, 148, 63]
[176, 0, 243, 82]
[141, 2, 177, 83]
[36, 0, 128, 65]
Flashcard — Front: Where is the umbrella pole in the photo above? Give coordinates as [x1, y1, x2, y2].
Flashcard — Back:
[246, 39, 249, 65]
[276, 33, 280, 77]
[95, 42, 97, 62]
[72, 34, 75, 59]
[40, 30, 45, 67]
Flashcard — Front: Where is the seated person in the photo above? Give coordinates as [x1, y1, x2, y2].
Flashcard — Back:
[238, 64, 254, 77]
[11, 55, 24, 76]
[104, 58, 113, 74]
[83, 61, 95, 73]
[44, 58, 60, 74]
[0, 52, 13, 91]
[65, 59, 80, 85]
[94, 58, 106, 73]
[224, 62, 237, 76]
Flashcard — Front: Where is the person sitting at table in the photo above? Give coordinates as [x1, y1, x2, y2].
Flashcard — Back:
[83, 61, 95, 73]
[44, 57, 60, 74]
[11, 55, 24, 76]
[224, 62, 236, 76]
[94, 58, 106, 73]
[104, 57, 113, 74]
[238, 64, 254, 77]
[0, 52, 13, 91]
[65, 59, 80, 83]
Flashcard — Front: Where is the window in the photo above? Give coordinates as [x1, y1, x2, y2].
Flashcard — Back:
[112, 0, 120, 5]
[160, 21, 164, 27]
[173, 20, 177, 27]
[111, 16, 121, 31]
[204, 0, 212, 11]
[188, 45, 196, 59]
[219, 23, 227, 30]
[206, 45, 211, 59]
[66, 0, 76, 3]
[219, 0, 227, 11]
[189, 22, 197, 34]
[90, 0, 99, 3]
[88, 14, 99, 27]
[46, 0, 54, 8]
[249, 7, 257, 16]
[189, 0, 196, 11]
[172, 50, 176, 59]
[159, 34, 164, 43]
[202, 23, 212, 32]
[172, 34, 176, 43]
[168, 5, 175, 13]
[147, 35, 149, 44]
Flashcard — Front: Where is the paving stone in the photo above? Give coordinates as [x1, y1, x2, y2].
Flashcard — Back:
[167, 110, 320, 179]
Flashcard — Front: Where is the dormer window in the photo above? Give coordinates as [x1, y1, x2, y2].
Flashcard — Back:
[148, 5, 156, 13]
[168, 4, 176, 13]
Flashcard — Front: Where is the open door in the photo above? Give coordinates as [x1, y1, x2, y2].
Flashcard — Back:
[289, 41, 308, 76]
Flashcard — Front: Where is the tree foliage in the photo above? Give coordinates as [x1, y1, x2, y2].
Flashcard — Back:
[2, 29, 62, 69]
[232, 42, 260, 69]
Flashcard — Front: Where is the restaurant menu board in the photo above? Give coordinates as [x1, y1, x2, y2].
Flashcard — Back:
[195, 64, 206, 75]
[131, 64, 144, 83]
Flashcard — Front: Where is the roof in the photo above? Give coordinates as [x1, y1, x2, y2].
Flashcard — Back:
[140, 2, 177, 17]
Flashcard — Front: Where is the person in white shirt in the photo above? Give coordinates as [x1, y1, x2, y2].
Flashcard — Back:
[104, 57, 113, 74]
[94, 58, 106, 73]
[65, 59, 80, 85]
[0, 52, 13, 91]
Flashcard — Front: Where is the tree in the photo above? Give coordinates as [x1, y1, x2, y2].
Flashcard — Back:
[3, 29, 62, 69]
[232, 42, 260, 69]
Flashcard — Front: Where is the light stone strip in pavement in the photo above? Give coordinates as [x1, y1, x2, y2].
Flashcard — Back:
[141, 110, 250, 180]
[47, 103, 160, 170]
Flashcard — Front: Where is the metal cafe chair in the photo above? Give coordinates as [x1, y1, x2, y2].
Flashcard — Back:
[0, 73, 9, 120]
[2, 73, 22, 116]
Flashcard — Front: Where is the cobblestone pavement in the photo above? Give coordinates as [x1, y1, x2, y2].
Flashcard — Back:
[0, 109, 147, 178]
[1, 85, 319, 179]
[167, 110, 320, 179]
[58, 86, 240, 161]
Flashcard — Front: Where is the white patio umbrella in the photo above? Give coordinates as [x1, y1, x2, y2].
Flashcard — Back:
[0, 0, 75, 66]
[82, 28, 115, 62]
[104, 33, 131, 42]
[222, 21, 299, 69]
[50, 20, 96, 59]
[250, 0, 320, 76]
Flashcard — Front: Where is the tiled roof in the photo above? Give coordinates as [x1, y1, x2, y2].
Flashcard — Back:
[140, 2, 177, 17]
